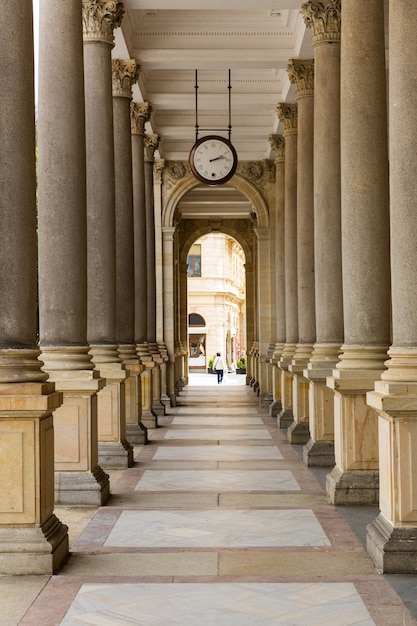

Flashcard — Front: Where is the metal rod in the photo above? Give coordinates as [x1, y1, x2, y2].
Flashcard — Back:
[228, 69, 232, 142]
[195, 69, 199, 142]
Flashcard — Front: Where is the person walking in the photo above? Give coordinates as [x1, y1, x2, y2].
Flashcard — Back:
[213, 352, 225, 384]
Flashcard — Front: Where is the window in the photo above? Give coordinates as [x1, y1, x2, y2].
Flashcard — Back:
[187, 244, 201, 277]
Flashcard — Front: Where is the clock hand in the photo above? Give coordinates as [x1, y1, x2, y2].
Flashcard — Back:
[209, 155, 226, 162]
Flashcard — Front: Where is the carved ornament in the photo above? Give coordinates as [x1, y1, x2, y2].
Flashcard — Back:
[276, 103, 298, 135]
[130, 102, 152, 135]
[269, 134, 285, 162]
[112, 59, 140, 98]
[82, 0, 124, 44]
[144, 133, 160, 162]
[287, 59, 314, 97]
[301, 0, 341, 45]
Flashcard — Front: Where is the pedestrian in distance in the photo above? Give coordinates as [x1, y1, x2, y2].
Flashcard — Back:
[213, 352, 225, 384]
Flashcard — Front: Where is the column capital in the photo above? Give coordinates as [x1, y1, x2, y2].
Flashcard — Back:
[154, 158, 165, 179]
[144, 133, 160, 162]
[269, 134, 285, 163]
[112, 59, 139, 98]
[276, 103, 298, 135]
[130, 102, 152, 135]
[287, 59, 314, 98]
[82, 0, 124, 45]
[301, 0, 341, 45]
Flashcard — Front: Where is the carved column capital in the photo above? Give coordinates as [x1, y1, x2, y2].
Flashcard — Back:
[130, 102, 152, 135]
[301, 0, 341, 45]
[276, 103, 298, 135]
[287, 59, 314, 97]
[269, 134, 285, 163]
[144, 133, 160, 162]
[112, 59, 140, 98]
[82, 0, 124, 45]
[154, 158, 165, 181]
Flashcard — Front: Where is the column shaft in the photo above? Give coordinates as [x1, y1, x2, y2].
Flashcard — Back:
[0, 0, 68, 573]
[326, 0, 390, 505]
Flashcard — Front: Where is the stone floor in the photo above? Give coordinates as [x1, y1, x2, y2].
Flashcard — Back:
[3, 372, 417, 624]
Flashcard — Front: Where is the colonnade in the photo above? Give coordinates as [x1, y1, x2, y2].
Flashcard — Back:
[2, 0, 417, 577]
[0, 0, 169, 573]
[263, 0, 417, 573]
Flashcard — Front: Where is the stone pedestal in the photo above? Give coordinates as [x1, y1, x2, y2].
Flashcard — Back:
[288, 344, 314, 444]
[90, 345, 133, 469]
[118, 344, 147, 445]
[137, 344, 157, 428]
[0, 380, 68, 574]
[303, 344, 338, 467]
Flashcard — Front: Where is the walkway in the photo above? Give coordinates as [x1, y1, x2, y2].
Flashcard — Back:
[8, 374, 417, 624]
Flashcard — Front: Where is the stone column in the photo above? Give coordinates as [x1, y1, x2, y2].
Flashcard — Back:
[0, 0, 68, 573]
[301, 0, 342, 467]
[366, 0, 417, 573]
[287, 59, 315, 445]
[144, 134, 165, 416]
[38, 0, 109, 506]
[269, 135, 286, 418]
[276, 103, 298, 428]
[131, 102, 156, 428]
[154, 160, 171, 409]
[162, 226, 177, 406]
[255, 227, 273, 407]
[112, 58, 146, 445]
[82, 0, 132, 469]
[326, 0, 390, 505]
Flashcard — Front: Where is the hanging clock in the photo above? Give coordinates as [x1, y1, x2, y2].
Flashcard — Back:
[189, 135, 238, 186]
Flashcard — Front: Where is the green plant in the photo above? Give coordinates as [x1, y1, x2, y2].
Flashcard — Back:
[208, 355, 215, 369]
[236, 356, 246, 369]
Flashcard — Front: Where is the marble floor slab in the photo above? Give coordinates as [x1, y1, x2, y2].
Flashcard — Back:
[104, 509, 330, 548]
[171, 416, 264, 425]
[134, 469, 299, 492]
[162, 428, 273, 440]
[60, 582, 375, 626]
[151, 445, 283, 461]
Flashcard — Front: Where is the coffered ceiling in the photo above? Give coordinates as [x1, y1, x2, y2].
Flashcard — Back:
[113, 1, 313, 165]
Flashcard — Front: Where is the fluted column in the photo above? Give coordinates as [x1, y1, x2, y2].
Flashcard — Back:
[0, 0, 68, 573]
[131, 102, 156, 428]
[82, 0, 132, 469]
[38, 0, 109, 507]
[301, 0, 342, 467]
[276, 103, 298, 428]
[366, 0, 417, 573]
[287, 59, 315, 445]
[112, 58, 146, 445]
[269, 135, 286, 418]
[325, 0, 390, 506]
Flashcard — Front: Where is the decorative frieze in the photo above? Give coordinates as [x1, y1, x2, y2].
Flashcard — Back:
[276, 103, 298, 135]
[301, 0, 341, 45]
[287, 59, 314, 98]
[130, 102, 152, 135]
[269, 134, 285, 163]
[82, 0, 124, 44]
[144, 133, 160, 162]
[112, 59, 139, 98]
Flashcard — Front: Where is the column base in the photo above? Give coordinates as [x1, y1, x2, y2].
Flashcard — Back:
[141, 411, 157, 429]
[261, 392, 273, 408]
[269, 399, 282, 417]
[287, 421, 310, 445]
[152, 400, 166, 416]
[367, 512, 417, 574]
[326, 464, 379, 505]
[161, 393, 171, 409]
[277, 409, 293, 429]
[55, 466, 110, 506]
[126, 422, 148, 445]
[0, 514, 69, 575]
[303, 438, 335, 467]
[98, 439, 134, 469]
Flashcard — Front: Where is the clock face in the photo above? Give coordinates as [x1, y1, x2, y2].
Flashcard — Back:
[189, 135, 238, 185]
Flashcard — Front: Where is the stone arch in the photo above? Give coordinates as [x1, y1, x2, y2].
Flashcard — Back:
[179, 220, 253, 268]
[162, 172, 269, 231]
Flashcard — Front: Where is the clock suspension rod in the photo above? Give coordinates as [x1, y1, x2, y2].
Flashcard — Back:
[228, 68, 232, 142]
[194, 69, 199, 143]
